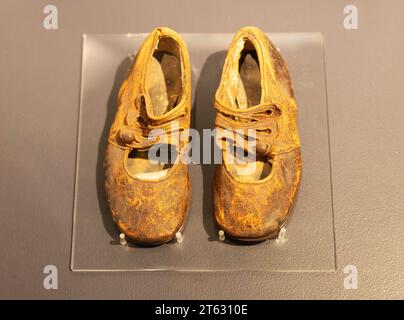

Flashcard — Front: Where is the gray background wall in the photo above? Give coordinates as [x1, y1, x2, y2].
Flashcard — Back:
[0, 0, 403, 299]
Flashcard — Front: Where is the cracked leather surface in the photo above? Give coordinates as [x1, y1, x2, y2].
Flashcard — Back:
[213, 27, 302, 241]
[104, 27, 191, 244]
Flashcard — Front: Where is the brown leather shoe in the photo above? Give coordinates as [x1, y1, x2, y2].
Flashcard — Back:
[213, 27, 302, 242]
[104, 27, 191, 245]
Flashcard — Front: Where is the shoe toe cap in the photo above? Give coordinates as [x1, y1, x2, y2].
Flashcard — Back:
[213, 149, 302, 241]
[105, 146, 190, 245]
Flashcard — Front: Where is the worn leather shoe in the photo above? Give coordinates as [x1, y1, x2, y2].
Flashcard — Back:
[104, 27, 191, 245]
[213, 27, 302, 242]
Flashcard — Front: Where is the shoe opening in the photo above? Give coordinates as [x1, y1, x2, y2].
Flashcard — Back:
[146, 37, 183, 116]
[237, 39, 262, 109]
[126, 144, 178, 180]
[224, 145, 272, 181]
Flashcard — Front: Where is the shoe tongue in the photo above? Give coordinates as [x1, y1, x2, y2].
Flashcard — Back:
[234, 72, 251, 123]
[146, 55, 181, 117]
[149, 94, 180, 117]
[218, 63, 251, 112]
[236, 72, 248, 110]
[146, 56, 169, 116]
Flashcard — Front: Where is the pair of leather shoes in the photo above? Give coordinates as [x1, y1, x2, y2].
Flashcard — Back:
[104, 26, 302, 245]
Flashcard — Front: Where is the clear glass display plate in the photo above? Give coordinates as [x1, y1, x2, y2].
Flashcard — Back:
[71, 33, 336, 271]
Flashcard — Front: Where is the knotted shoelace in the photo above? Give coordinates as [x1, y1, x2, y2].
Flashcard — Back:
[214, 101, 280, 156]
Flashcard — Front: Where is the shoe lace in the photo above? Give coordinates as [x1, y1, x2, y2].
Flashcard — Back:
[214, 101, 280, 156]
